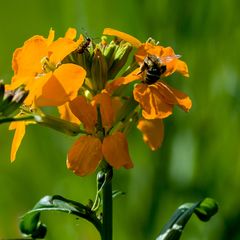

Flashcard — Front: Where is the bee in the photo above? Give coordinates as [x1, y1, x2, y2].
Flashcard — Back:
[138, 54, 181, 85]
[77, 37, 91, 54]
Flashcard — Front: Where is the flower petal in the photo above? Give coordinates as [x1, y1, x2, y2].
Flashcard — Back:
[69, 96, 97, 132]
[46, 28, 55, 46]
[9, 121, 26, 162]
[12, 48, 22, 75]
[24, 72, 52, 106]
[165, 83, 192, 112]
[35, 63, 86, 106]
[64, 28, 77, 40]
[135, 43, 164, 63]
[48, 38, 79, 64]
[153, 82, 192, 112]
[175, 59, 189, 77]
[76, 34, 84, 45]
[106, 68, 140, 94]
[153, 82, 178, 104]
[137, 118, 164, 150]
[12, 36, 48, 82]
[102, 132, 133, 169]
[111, 96, 123, 121]
[103, 28, 142, 48]
[92, 93, 114, 128]
[163, 59, 189, 78]
[133, 83, 173, 119]
[67, 136, 102, 176]
[58, 103, 80, 124]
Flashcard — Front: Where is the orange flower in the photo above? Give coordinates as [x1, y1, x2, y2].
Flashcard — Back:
[134, 43, 189, 78]
[8, 29, 86, 162]
[103, 28, 191, 150]
[137, 118, 164, 150]
[133, 81, 191, 119]
[104, 28, 192, 120]
[10, 28, 86, 107]
[67, 93, 133, 176]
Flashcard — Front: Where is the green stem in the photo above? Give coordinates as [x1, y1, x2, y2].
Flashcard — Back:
[36, 114, 86, 136]
[102, 178, 113, 240]
[0, 115, 34, 124]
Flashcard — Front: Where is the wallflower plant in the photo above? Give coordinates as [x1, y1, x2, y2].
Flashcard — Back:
[0, 27, 218, 240]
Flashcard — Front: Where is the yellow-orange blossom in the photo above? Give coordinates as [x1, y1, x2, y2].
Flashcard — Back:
[7, 27, 192, 177]
[9, 28, 86, 161]
[103, 28, 192, 150]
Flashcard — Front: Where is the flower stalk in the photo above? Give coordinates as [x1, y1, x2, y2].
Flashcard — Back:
[102, 176, 113, 240]
[0, 115, 34, 124]
[36, 114, 85, 136]
[99, 162, 113, 240]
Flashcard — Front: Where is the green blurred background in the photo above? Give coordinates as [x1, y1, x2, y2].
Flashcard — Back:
[0, 0, 240, 239]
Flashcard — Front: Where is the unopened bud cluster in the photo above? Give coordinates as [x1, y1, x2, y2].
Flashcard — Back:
[0, 81, 28, 117]
[68, 36, 133, 94]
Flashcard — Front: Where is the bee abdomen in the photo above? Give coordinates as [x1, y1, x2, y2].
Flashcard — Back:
[144, 65, 167, 85]
[145, 68, 161, 84]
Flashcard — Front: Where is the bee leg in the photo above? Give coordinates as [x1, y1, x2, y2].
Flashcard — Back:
[138, 62, 148, 75]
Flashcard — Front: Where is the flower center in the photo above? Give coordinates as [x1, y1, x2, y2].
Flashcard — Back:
[41, 56, 58, 73]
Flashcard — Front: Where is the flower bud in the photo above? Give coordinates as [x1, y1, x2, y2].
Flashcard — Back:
[91, 48, 108, 91]
[0, 85, 29, 117]
[75, 47, 92, 78]
[108, 42, 132, 79]
[12, 86, 29, 103]
[35, 114, 83, 136]
[102, 40, 117, 68]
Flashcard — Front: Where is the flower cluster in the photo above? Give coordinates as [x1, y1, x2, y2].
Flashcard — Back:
[7, 28, 192, 176]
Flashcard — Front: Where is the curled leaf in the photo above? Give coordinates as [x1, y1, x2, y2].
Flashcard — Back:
[156, 198, 218, 240]
[19, 195, 102, 239]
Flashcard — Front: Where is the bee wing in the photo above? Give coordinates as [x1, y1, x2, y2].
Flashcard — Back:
[159, 54, 181, 64]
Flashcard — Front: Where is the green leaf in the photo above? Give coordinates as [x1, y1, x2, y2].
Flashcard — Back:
[19, 195, 102, 239]
[156, 198, 218, 240]
[19, 212, 47, 239]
